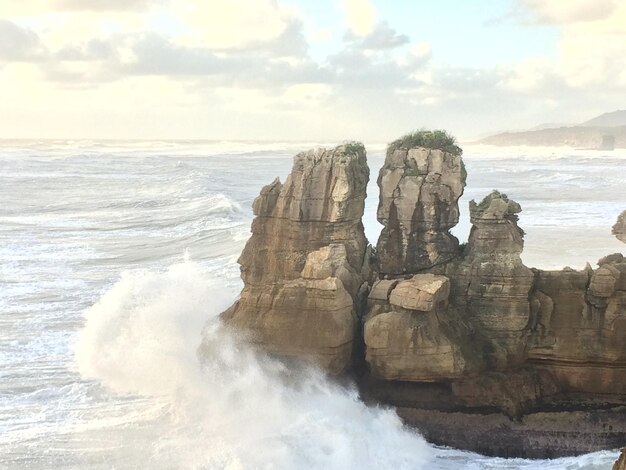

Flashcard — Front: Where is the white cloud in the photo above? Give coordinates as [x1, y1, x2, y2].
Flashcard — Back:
[0, 20, 47, 61]
[170, 0, 301, 50]
[0, 0, 153, 15]
[1, 0, 625, 141]
[410, 42, 431, 60]
[340, 0, 376, 36]
[521, 0, 618, 24]
[502, 0, 626, 92]
[348, 22, 409, 50]
[498, 58, 554, 92]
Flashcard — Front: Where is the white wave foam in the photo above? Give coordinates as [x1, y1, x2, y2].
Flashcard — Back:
[75, 261, 431, 469]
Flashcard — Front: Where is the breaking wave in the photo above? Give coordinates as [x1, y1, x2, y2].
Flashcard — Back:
[75, 260, 431, 469]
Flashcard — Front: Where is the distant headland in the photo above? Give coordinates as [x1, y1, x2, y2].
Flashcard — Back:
[479, 110, 626, 149]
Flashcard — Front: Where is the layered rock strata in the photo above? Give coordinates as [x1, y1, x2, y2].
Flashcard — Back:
[376, 146, 465, 275]
[220, 138, 626, 457]
[615, 449, 626, 470]
[364, 274, 467, 381]
[221, 144, 369, 373]
[453, 191, 534, 368]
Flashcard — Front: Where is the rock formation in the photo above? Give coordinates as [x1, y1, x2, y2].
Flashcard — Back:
[526, 214, 626, 394]
[220, 134, 626, 457]
[376, 145, 465, 275]
[615, 449, 626, 470]
[364, 274, 467, 381]
[615, 210, 626, 243]
[221, 143, 369, 373]
[452, 191, 534, 367]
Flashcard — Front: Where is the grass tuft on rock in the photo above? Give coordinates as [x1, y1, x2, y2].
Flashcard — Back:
[475, 190, 508, 210]
[388, 129, 462, 156]
[337, 141, 365, 155]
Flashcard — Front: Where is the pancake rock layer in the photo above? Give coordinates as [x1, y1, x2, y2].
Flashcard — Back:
[220, 144, 369, 373]
[218, 139, 626, 458]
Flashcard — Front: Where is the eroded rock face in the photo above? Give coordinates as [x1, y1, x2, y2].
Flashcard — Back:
[220, 137, 626, 457]
[221, 144, 369, 373]
[376, 147, 465, 275]
[388, 274, 450, 312]
[240, 145, 369, 287]
[528, 256, 626, 394]
[615, 210, 626, 243]
[364, 274, 466, 381]
[614, 449, 626, 470]
[452, 191, 534, 367]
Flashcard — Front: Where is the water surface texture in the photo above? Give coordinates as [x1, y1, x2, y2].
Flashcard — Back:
[1, 141, 624, 469]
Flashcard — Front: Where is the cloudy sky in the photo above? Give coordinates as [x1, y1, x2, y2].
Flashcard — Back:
[1, 0, 625, 141]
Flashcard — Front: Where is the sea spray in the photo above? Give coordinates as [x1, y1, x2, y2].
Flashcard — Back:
[76, 260, 432, 469]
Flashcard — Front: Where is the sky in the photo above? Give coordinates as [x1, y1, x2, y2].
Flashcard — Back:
[0, 0, 625, 141]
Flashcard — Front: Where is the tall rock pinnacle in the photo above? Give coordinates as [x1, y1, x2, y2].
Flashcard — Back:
[221, 143, 370, 373]
[376, 140, 465, 275]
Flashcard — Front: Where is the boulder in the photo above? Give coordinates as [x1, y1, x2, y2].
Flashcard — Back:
[388, 274, 450, 312]
[364, 273, 463, 381]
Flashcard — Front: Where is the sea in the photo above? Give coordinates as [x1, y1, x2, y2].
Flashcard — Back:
[1, 140, 624, 469]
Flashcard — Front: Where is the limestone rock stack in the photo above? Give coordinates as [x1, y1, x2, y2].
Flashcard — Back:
[376, 146, 465, 275]
[453, 191, 534, 367]
[219, 133, 626, 457]
[221, 144, 369, 373]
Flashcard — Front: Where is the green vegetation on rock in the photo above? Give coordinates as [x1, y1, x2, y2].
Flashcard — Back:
[337, 141, 365, 155]
[388, 129, 462, 156]
[476, 190, 508, 210]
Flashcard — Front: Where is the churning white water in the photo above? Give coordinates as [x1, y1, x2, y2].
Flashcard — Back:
[0, 140, 624, 469]
[75, 260, 431, 468]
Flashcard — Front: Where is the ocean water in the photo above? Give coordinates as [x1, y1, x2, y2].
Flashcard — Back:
[0, 140, 624, 469]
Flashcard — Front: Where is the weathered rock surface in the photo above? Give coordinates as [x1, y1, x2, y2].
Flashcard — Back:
[388, 274, 450, 312]
[452, 191, 534, 367]
[239, 145, 369, 287]
[376, 147, 465, 275]
[615, 210, 626, 243]
[615, 449, 626, 470]
[221, 136, 626, 457]
[221, 144, 369, 373]
[364, 274, 465, 381]
[528, 257, 626, 394]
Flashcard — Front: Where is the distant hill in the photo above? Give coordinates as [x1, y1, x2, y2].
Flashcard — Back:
[581, 110, 626, 127]
[480, 110, 626, 149]
[529, 122, 571, 131]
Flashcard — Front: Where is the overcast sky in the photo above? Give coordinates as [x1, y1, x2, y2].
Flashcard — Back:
[1, 0, 625, 141]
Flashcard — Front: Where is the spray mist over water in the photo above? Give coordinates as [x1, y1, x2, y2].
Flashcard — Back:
[75, 261, 431, 469]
